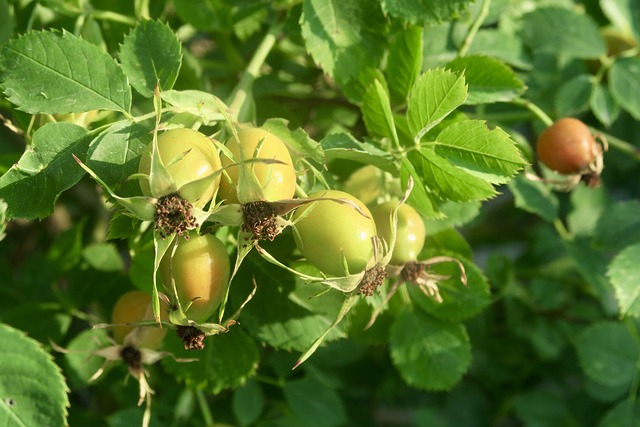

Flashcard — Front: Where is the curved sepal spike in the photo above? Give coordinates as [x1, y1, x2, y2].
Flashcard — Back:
[206, 203, 244, 227]
[365, 278, 403, 330]
[73, 154, 156, 221]
[153, 230, 178, 324]
[293, 290, 360, 370]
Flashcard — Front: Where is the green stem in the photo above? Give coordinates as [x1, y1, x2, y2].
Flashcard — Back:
[195, 389, 214, 426]
[135, 0, 151, 20]
[590, 127, 640, 161]
[91, 10, 137, 26]
[511, 98, 553, 126]
[253, 374, 285, 387]
[553, 218, 572, 241]
[226, 22, 283, 121]
[458, 0, 491, 56]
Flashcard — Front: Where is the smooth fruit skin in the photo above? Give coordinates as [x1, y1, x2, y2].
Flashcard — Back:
[160, 233, 231, 324]
[138, 128, 222, 207]
[293, 190, 377, 277]
[218, 128, 296, 204]
[370, 202, 426, 265]
[111, 291, 167, 350]
[536, 118, 596, 174]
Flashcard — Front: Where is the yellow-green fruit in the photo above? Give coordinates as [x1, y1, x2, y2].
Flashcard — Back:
[370, 202, 426, 265]
[218, 128, 296, 204]
[160, 233, 231, 323]
[293, 190, 377, 277]
[111, 291, 167, 350]
[138, 128, 222, 208]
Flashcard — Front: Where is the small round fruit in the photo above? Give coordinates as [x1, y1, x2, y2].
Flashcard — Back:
[160, 233, 231, 323]
[536, 118, 596, 174]
[138, 128, 222, 207]
[218, 128, 296, 204]
[293, 190, 377, 277]
[111, 291, 167, 350]
[370, 202, 426, 265]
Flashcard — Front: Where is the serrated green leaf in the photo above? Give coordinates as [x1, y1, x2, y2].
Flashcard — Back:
[0, 122, 90, 220]
[362, 79, 398, 142]
[408, 148, 497, 202]
[379, 0, 472, 24]
[161, 90, 228, 126]
[386, 26, 423, 103]
[521, 7, 606, 59]
[600, 0, 640, 41]
[400, 157, 441, 218]
[591, 84, 621, 127]
[597, 399, 640, 427]
[555, 74, 593, 117]
[321, 133, 396, 174]
[608, 243, 640, 318]
[300, 0, 388, 83]
[509, 174, 559, 222]
[120, 20, 182, 98]
[446, 55, 526, 104]
[609, 57, 640, 120]
[261, 118, 324, 165]
[163, 328, 259, 394]
[0, 323, 69, 426]
[594, 200, 640, 252]
[410, 253, 490, 322]
[0, 30, 131, 114]
[467, 29, 532, 70]
[574, 321, 639, 388]
[283, 378, 347, 427]
[390, 310, 471, 391]
[433, 120, 527, 183]
[407, 69, 467, 141]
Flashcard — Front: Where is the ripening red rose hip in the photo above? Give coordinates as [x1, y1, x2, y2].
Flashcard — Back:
[536, 118, 597, 175]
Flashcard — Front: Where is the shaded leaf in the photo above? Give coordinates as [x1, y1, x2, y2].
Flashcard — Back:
[410, 253, 490, 322]
[591, 84, 621, 127]
[555, 74, 593, 117]
[521, 7, 606, 59]
[0, 123, 90, 220]
[509, 174, 559, 222]
[575, 321, 639, 388]
[283, 378, 347, 427]
[594, 200, 640, 253]
[609, 57, 640, 120]
[390, 310, 471, 390]
[163, 328, 259, 394]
